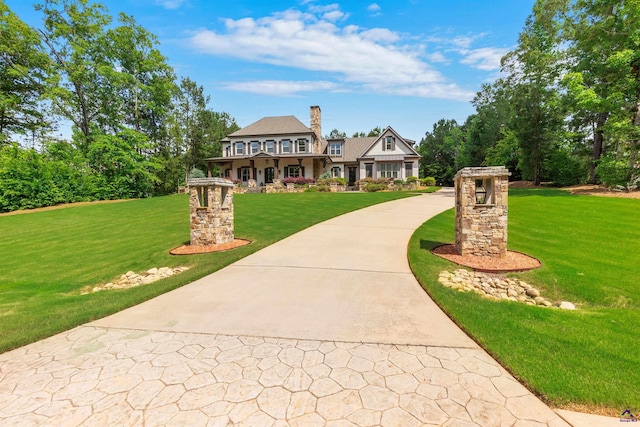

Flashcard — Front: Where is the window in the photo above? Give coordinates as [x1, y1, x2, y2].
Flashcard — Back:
[329, 142, 342, 156]
[235, 142, 244, 155]
[405, 162, 413, 178]
[365, 163, 373, 178]
[266, 140, 275, 153]
[297, 139, 307, 153]
[384, 136, 395, 151]
[286, 166, 301, 178]
[331, 167, 341, 177]
[241, 167, 251, 182]
[251, 141, 259, 154]
[282, 140, 291, 153]
[380, 163, 399, 178]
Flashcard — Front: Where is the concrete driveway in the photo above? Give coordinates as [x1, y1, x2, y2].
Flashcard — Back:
[0, 190, 594, 426]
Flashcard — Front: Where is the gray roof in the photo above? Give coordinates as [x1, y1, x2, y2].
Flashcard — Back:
[343, 137, 377, 162]
[228, 116, 312, 138]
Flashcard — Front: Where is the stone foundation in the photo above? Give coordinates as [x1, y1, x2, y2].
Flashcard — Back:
[454, 167, 511, 257]
[188, 178, 234, 246]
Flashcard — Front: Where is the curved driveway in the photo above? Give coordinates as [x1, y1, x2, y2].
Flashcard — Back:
[0, 190, 579, 426]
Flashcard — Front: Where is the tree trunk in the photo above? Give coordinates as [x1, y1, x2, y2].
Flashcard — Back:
[589, 112, 608, 184]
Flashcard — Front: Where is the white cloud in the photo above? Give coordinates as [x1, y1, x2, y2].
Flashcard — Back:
[459, 47, 509, 71]
[156, 0, 186, 10]
[222, 80, 343, 96]
[367, 3, 381, 12]
[426, 52, 448, 63]
[188, 5, 475, 101]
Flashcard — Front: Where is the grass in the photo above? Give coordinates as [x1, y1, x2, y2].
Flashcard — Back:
[0, 191, 415, 353]
[408, 188, 640, 413]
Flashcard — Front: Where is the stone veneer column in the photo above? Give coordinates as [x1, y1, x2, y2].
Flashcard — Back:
[454, 167, 511, 257]
[310, 105, 322, 153]
[187, 178, 235, 246]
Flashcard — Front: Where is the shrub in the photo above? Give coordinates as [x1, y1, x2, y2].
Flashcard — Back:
[543, 148, 585, 187]
[317, 177, 347, 186]
[596, 154, 633, 188]
[393, 179, 404, 186]
[282, 177, 315, 186]
[421, 177, 436, 186]
[189, 168, 206, 179]
[363, 183, 387, 192]
[356, 177, 391, 186]
[406, 176, 419, 183]
[305, 185, 330, 192]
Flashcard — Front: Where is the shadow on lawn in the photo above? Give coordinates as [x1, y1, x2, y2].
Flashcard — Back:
[420, 239, 449, 251]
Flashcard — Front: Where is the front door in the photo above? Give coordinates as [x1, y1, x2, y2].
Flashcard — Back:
[264, 167, 275, 184]
[348, 167, 357, 186]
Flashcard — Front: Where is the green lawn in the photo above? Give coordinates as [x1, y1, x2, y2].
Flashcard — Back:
[0, 191, 414, 353]
[408, 188, 640, 413]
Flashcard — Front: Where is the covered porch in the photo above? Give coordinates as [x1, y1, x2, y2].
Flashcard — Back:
[205, 153, 329, 186]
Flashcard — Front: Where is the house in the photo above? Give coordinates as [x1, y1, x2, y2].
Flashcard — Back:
[204, 106, 420, 187]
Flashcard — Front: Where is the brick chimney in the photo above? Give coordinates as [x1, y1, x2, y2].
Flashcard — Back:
[310, 106, 322, 153]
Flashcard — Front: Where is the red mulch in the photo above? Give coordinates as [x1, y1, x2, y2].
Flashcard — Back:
[432, 244, 541, 273]
[170, 239, 252, 255]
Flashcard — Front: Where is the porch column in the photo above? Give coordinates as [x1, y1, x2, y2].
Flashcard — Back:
[207, 162, 212, 177]
[274, 159, 280, 179]
[298, 158, 303, 178]
[250, 160, 255, 179]
[228, 161, 233, 179]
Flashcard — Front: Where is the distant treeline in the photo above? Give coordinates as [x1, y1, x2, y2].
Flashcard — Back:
[416, 0, 639, 189]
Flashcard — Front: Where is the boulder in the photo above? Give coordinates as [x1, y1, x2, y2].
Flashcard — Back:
[526, 288, 540, 298]
[558, 301, 576, 310]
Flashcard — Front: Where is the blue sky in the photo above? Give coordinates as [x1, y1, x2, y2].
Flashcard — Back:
[8, 0, 535, 142]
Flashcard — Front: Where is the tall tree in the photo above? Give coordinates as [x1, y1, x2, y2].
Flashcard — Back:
[561, 0, 640, 183]
[326, 129, 346, 139]
[35, 0, 115, 150]
[168, 77, 209, 180]
[502, 3, 565, 185]
[0, 1, 52, 144]
[417, 119, 464, 185]
[460, 81, 513, 168]
[106, 12, 176, 143]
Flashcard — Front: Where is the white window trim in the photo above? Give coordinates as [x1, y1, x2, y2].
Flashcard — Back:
[380, 163, 400, 179]
[282, 140, 291, 153]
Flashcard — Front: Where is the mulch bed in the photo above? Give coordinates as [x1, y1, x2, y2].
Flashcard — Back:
[432, 244, 541, 273]
[170, 239, 252, 255]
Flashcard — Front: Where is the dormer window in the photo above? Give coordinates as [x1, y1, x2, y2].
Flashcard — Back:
[282, 140, 291, 153]
[235, 142, 244, 155]
[384, 136, 395, 151]
[266, 140, 275, 153]
[297, 139, 307, 153]
[330, 142, 342, 156]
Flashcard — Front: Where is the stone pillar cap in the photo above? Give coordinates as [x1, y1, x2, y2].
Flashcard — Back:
[455, 166, 511, 179]
[187, 177, 235, 187]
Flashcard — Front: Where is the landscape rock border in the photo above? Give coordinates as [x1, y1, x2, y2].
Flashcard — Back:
[438, 269, 576, 310]
[80, 266, 189, 294]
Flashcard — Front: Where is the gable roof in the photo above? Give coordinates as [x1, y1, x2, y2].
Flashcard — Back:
[227, 116, 312, 138]
[360, 126, 420, 158]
